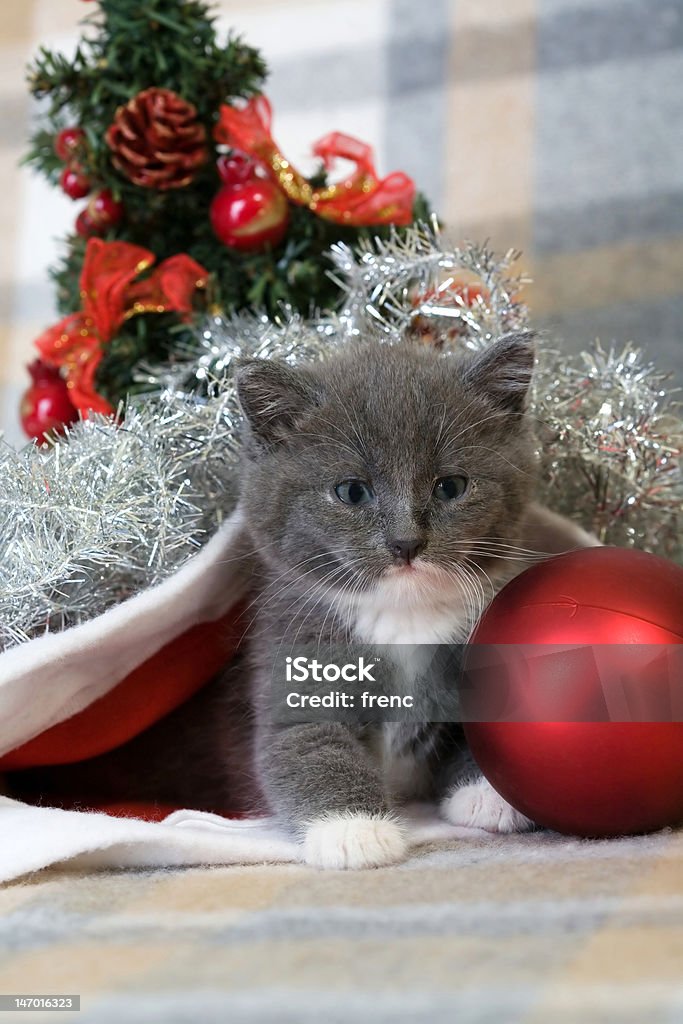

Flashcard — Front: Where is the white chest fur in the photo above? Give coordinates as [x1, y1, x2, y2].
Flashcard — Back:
[347, 566, 475, 646]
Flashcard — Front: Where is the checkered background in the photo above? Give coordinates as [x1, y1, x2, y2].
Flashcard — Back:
[1, 0, 682, 447]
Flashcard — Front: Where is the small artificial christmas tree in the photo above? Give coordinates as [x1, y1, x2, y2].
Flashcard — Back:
[22, 0, 428, 426]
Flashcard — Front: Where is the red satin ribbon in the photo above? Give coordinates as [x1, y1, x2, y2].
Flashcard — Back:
[215, 94, 416, 227]
[35, 239, 207, 416]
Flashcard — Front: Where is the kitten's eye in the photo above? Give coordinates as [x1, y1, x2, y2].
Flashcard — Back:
[334, 480, 374, 506]
[433, 475, 469, 502]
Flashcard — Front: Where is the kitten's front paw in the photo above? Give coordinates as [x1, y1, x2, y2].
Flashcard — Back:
[441, 777, 534, 834]
[302, 812, 408, 869]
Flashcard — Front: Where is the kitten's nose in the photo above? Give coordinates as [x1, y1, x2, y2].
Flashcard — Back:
[387, 538, 426, 564]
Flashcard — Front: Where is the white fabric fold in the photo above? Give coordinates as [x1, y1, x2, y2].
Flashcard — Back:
[0, 797, 483, 883]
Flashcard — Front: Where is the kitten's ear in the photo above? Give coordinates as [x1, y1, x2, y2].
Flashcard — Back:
[464, 331, 535, 414]
[235, 359, 318, 445]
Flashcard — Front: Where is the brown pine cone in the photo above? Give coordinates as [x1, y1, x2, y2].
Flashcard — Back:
[105, 87, 208, 190]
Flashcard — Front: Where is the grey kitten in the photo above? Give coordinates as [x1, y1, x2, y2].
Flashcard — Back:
[12, 334, 595, 866]
[230, 332, 592, 868]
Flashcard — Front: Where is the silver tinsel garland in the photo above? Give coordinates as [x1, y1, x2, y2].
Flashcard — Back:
[0, 390, 240, 648]
[135, 308, 348, 397]
[2, 227, 681, 650]
[535, 344, 683, 561]
[329, 222, 530, 347]
[137, 231, 529, 395]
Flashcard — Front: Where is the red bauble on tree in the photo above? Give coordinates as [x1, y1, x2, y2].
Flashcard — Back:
[20, 360, 79, 443]
[214, 152, 255, 185]
[54, 127, 85, 162]
[88, 189, 124, 229]
[215, 95, 416, 226]
[210, 153, 289, 252]
[60, 165, 91, 200]
[75, 209, 97, 238]
[74, 191, 124, 238]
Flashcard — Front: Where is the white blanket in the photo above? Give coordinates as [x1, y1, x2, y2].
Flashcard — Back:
[0, 798, 483, 882]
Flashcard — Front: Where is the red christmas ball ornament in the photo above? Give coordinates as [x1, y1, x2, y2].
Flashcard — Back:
[464, 547, 683, 838]
[60, 165, 91, 200]
[20, 360, 78, 443]
[87, 188, 124, 229]
[75, 209, 100, 238]
[210, 158, 289, 252]
[54, 127, 85, 162]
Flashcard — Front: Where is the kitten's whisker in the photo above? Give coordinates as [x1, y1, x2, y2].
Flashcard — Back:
[464, 551, 539, 563]
[239, 550, 348, 616]
[271, 562, 353, 662]
[432, 402, 448, 460]
[314, 562, 365, 656]
[467, 538, 547, 553]
[212, 534, 284, 567]
[320, 383, 371, 462]
[457, 561, 486, 623]
[443, 546, 539, 564]
[243, 541, 384, 639]
[461, 579, 484, 638]
[461, 555, 496, 605]
[286, 561, 363, 655]
[238, 552, 354, 642]
[314, 572, 351, 655]
[442, 559, 490, 638]
[337, 570, 371, 651]
[284, 560, 356, 625]
[434, 386, 491, 457]
[452, 570, 479, 638]
[460, 558, 489, 606]
[316, 415, 367, 457]
[445, 537, 552, 557]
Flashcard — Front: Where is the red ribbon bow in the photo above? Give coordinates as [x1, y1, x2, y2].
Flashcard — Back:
[35, 239, 207, 416]
[215, 95, 416, 227]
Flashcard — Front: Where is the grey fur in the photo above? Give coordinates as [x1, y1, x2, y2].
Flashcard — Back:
[233, 334, 538, 831]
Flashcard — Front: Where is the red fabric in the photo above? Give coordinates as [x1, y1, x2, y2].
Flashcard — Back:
[0, 604, 245, 771]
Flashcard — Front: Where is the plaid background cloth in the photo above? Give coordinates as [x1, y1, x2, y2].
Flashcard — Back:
[1, 0, 682, 445]
[1, 828, 683, 1022]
